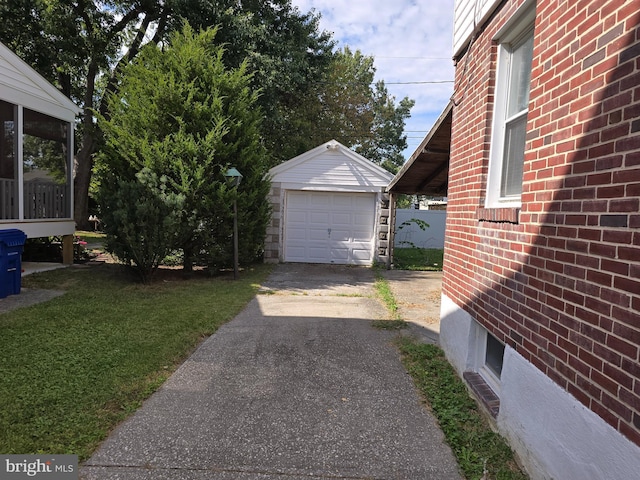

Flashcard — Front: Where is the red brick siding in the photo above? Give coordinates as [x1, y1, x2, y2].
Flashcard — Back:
[444, 0, 640, 446]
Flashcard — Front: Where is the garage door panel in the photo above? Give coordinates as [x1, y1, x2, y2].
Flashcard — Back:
[332, 213, 351, 225]
[284, 191, 376, 265]
[353, 215, 373, 226]
[352, 230, 372, 242]
[308, 246, 331, 263]
[330, 247, 350, 262]
[353, 195, 374, 207]
[310, 212, 330, 223]
[352, 249, 372, 262]
[308, 228, 329, 241]
[287, 229, 307, 240]
[311, 194, 330, 206]
[330, 228, 350, 241]
[332, 194, 355, 206]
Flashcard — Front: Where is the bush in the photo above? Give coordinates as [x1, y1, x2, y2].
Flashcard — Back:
[98, 169, 185, 283]
[97, 24, 271, 278]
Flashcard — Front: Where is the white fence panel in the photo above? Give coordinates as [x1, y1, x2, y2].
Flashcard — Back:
[395, 209, 447, 249]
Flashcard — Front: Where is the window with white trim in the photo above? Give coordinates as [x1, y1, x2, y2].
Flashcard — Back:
[486, 6, 535, 207]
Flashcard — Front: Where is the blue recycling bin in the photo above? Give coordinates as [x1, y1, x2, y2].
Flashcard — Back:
[0, 229, 27, 299]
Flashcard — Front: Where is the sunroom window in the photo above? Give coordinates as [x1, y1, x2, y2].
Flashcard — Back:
[22, 108, 71, 219]
[0, 101, 72, 221]
[0, 100, 17, 219]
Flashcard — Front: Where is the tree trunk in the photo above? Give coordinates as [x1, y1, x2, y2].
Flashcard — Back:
[73, 134, 95, 230]
[74, 60, 99, 231]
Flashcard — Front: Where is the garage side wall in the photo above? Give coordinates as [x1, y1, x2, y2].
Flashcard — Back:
[264, 182, 282, 263]
[376, 193, 391, 265]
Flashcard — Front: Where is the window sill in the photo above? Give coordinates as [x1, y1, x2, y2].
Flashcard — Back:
[463, 371, 500, 418]
[477, 207, 520, 224]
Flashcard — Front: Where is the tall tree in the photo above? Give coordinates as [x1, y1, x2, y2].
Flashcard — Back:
[97, 24, 270, 280]
[297, 47, 415, 173]
[170, 0, 336, 164]
[356, 81, 415, 173]
[0, 0, 333, 227]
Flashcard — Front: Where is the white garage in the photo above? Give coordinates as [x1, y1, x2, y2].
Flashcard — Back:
[264, 140, 394, 266]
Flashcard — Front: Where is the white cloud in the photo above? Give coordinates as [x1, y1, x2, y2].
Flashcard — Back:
[291, 0, 456, 157]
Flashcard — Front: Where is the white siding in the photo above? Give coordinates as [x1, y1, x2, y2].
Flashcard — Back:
[453, 0, 501, 57]
[269, 141, 393, 192]
[274, 152, 388, 190]
[0, 43, 80, 121]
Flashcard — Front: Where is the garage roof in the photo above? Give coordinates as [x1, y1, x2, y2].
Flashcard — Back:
[387, 101, 452, 195]
[269, 139, 393, 192]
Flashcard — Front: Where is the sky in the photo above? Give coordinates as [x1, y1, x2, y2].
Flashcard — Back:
[289, 0, 456, 159]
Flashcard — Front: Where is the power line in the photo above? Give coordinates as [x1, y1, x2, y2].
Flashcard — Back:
[385, 80, 454, 85]
[374, 56, 451, 60]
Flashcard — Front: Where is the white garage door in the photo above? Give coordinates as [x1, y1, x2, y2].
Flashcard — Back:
[284, 191, 376, 265]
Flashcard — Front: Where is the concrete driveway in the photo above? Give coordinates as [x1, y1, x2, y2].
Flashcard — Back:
[80, 264, 462, 480]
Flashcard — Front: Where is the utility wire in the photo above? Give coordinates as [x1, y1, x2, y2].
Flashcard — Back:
[385, 80, 454, 85]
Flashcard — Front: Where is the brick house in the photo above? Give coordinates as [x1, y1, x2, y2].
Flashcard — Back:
[439, 0, 640, 478]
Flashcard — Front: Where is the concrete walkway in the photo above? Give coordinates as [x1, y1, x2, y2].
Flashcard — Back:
[381, 269, 443, 345]
[80, 264, 461, 480]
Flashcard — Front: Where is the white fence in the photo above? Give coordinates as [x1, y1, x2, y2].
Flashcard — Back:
[394, 209, 446, 249]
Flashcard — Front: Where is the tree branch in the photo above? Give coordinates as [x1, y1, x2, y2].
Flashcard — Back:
[98, 12, 157, 119]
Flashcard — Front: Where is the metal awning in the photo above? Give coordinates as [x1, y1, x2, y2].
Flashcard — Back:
[388, 101, 452, 195]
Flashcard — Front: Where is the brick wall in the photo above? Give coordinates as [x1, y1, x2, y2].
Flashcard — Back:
[444, 0, 640, 445]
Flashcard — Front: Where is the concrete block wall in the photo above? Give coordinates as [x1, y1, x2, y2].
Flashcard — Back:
[376, 193, 391, 265]
[263, 183, 282, 263]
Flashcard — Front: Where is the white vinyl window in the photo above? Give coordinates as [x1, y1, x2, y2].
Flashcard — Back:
[472, 323, 505, 393]
[486, 5, 535, 207]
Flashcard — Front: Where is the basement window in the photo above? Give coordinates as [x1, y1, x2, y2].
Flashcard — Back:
[485, 332, 505, 378]
[465, 325, 505, 418]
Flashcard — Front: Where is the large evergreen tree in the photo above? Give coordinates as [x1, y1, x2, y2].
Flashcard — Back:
[0, 0, 333, 226]
[97, 24, 270, 281]
[0, 1, 414, 223]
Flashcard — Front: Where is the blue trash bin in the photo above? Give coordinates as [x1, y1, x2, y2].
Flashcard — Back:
[0, 229, 27, 299]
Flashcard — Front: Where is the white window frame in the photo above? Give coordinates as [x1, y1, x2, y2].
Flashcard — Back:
[486, 3, 536, 208]
[471, 322, 505, 394]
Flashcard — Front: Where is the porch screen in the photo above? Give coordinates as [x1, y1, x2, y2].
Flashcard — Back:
[0, 100, 17, 219]
[23, 108, 71, 219]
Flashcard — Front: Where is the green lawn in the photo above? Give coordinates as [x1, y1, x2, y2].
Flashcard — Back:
[393, 248, 444, 271]
[74, 230, 106, 243]
[0, 263, 272, 460]
[397, 338, 528, 480]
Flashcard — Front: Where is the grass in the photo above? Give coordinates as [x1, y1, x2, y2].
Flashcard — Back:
[371, 264, 527, 479]
[0, 263, 272, 460]
[371, 270, 409, 330]
[394, 247, 444, 271]
[74, 230, 106, 243]
[396, 337, 528, 480]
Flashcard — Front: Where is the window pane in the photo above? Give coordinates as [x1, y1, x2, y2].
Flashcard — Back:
[507, 31, 534, 118]
[0, 100, 17, 219]
[23, 109, 70, 219]
[485, 333, 505, 378]
[501, 113, 527, 197]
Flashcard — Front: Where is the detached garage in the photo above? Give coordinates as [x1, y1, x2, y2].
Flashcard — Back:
[264, 140, 393, 266]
